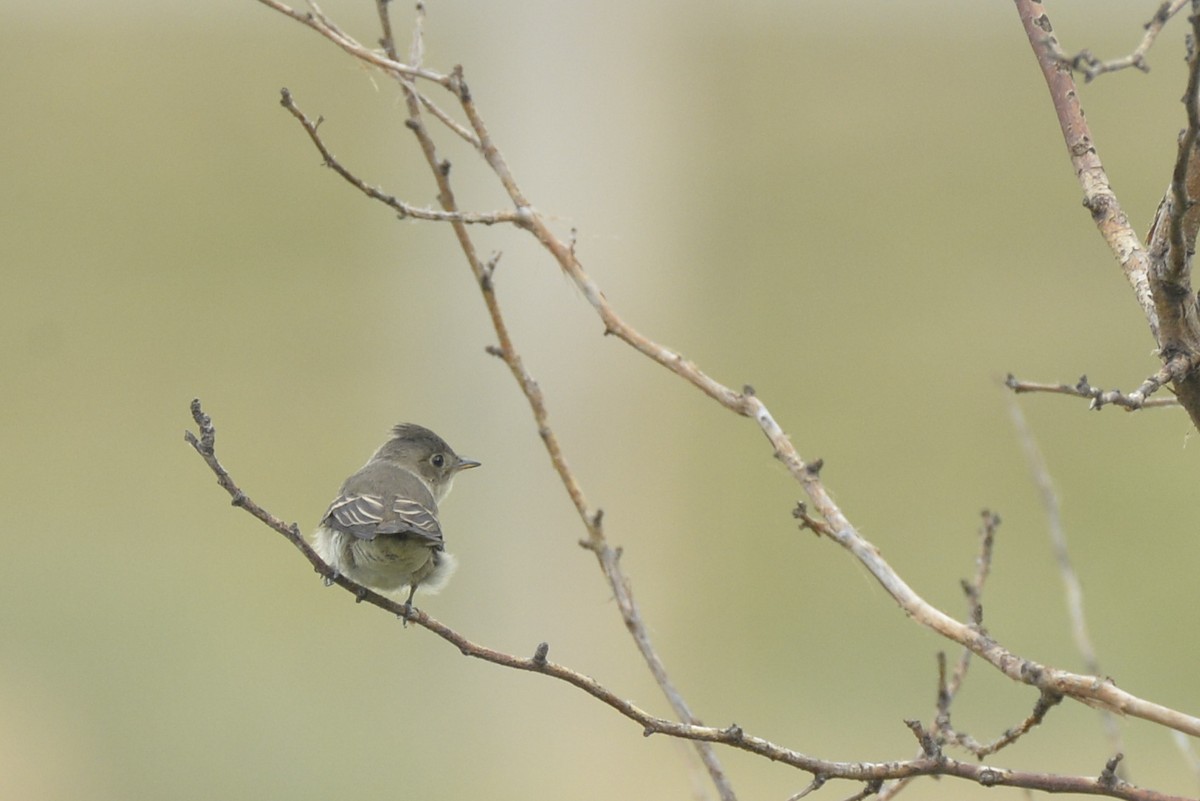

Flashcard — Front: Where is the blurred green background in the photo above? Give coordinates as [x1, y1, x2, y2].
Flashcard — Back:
[3, 1, 1198, 799]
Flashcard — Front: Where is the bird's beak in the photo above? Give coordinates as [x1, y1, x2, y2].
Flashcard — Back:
[457, 458, 482, 471]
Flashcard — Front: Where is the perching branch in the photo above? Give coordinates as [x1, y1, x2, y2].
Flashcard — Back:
[288, 3, 738, 785]
[184, 398, 1191, 800]
[196, 2, 1200, 798]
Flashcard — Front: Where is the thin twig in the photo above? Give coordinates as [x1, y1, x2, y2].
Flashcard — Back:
[252, 0, 449, 84]
[277, 89, 510, 224]
[1046, 0, 1186, 81]
[785, 775, 827, 801]
[941, 690, 1063, 758]
[1004, 372, 1182, 410]
[878, 512, 1000, 801]
[184, 398, 1193, 801]
[1013, 0, 1159, 342]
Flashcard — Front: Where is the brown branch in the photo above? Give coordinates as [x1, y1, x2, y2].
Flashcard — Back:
[1004, 372, 1182, 410]
[941, 690, 1063, 759]
[185, 398, 1195, 801]
[1047, 1, 1185, 81]
[1019, 0, 1200, 427]
[251, 0, 448, 84]
[1144, 4, 1200, 430]
[880, 512, 1003, 801]
[277, 89, 512, 224]
[1014, 0, 1159, 342]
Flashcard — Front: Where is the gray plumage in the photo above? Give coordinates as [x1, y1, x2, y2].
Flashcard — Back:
[313, 424, 479, 607]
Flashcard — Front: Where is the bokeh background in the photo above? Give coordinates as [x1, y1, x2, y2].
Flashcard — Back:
[3, 1, 1198, 799]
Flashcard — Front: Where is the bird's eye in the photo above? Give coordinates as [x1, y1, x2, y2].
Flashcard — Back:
[431, 454, 446, 468]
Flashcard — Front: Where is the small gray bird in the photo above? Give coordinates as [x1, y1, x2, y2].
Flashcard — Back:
[313, 424, 480, 608]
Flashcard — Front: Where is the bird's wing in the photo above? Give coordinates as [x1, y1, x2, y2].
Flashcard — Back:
[322, 493, 443, 546]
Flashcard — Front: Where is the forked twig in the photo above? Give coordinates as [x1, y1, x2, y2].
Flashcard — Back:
[1046, 0, 1186, 81]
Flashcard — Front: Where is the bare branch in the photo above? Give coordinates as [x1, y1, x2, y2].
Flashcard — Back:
[251, 0, 449, 84]
[1004, 371, 1182, 410]
[277, 89, 509, 224]
[1047, 1, 1186, 81]
[941, 690, 1063, 759]
[1142, 4, 1200, 428]
[185, 398, 1196, 801]
[785, 775, 827, 801]
[880, 512, 1001, 801]
[1014, 0, 1160, 342]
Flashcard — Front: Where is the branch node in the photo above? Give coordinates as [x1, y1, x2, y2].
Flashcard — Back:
[786, 775, 827, 801]
[803, 458, 824, 477]
[484, 345, 504, 358]
[188, 397, 215, 453]
[792, 502, 832, 538]
[1099, 753, 1125, 787]
[723, 723, 744, 743]
[532, 641, 550, 667]
[904, 719, 942, 760]
[480, 251, 501, 290]
[450, 64, 470, 101]
[977, 768, 1002, 787]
